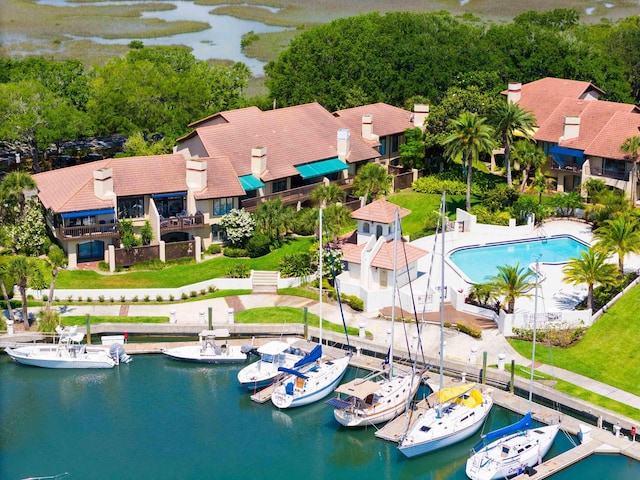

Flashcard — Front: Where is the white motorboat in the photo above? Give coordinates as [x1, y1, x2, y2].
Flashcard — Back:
[162, 329, 250, 364]
[5, 326, 130, 369]
[270, 208, 350, 409]
[466, 261, 559, 480]
[237, 340, 305, 390]
[329, 209, 422, 427]
[397, 192, 493, 457]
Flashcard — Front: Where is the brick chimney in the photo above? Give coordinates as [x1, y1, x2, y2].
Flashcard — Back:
[186, 159, 207, 191]
[412, 104, 430, 130]
[563, 116, 580, 140]
[337, 128, 350, 161]
[361, 114, 379, 141]
[507, 82, 522, 103]
[93, 167, 114, 200]
[251, 146, 267, 177]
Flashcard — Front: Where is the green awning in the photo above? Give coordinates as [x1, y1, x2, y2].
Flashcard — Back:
[295, 158, 348, 179]
[239, 174, 265, 191]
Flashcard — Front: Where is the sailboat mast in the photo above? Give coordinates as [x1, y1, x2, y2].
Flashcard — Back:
[528, 259, 540, 407]
[389, 209, 400, 378]
[319, 207, 323, 347]
[439, 192, 446, 391]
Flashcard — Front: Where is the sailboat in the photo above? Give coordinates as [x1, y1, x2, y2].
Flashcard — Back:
[465, 260, 559, 480]
[328, 208, 423, 427]
[271, 207, 351, 409]
[397, 192, 493, 458]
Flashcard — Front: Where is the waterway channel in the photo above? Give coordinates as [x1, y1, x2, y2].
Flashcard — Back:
[0, 353, 585, 480]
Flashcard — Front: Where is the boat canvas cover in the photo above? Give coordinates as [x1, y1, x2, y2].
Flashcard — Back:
[277, 367, 309, 379]
[437, 383, 477, 404]
[257, 341, 293, 355]
[335, 379, 380, 400]
[200, 329, 230, 338]
[293, 345, 322, 368]
[477, 412, 532, 448]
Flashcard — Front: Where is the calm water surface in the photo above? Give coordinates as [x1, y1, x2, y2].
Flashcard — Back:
[0, 354, 585, 479]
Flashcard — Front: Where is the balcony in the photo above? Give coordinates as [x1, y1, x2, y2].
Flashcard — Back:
[585, 166, 628, 181]
[240, 177, 354, 212]
[160, 213, 205, 233]
[550, 161, 582, 174]
[60, 224, 119, 240]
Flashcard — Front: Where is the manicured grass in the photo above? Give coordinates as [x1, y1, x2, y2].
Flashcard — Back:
[235, 306, 362, 337]
[505, 364, 640, 421]
[508, 283, 640, 398]
[62, 316, 167, 325]
[55, 237, 314, 289]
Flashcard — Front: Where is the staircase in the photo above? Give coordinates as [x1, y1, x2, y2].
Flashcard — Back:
[252, 270, 279, 294]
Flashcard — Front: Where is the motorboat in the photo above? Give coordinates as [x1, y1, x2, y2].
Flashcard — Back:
[162, 329, 251, 364]
[465, 261, 559, 480]
[5, 326, 130, 369]
[237, 340, 305, 390]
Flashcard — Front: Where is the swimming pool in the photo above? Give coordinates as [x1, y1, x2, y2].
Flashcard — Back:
[448, 235, 589, 284]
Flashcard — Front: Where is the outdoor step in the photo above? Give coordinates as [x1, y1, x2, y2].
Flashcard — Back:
[252, 270, 279, 293]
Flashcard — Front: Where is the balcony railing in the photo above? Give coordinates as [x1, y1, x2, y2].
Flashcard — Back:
[585, 166, 628, 181]
[160, 214, 205, 232]
[241, 177, 354, 212]
[60, 224, 119, 239]
[550, 161, 582, 173]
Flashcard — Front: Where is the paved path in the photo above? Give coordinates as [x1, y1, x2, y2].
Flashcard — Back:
[11, 292, 636, 415]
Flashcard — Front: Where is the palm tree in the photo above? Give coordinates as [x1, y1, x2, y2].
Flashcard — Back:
[0, 171, 37, 223]
[490, 101, 537, 187]
[512, 140, 546, 192]
[310, 183, 344, 207]
[352, 163, 393, 204]
[45, 245, 67, 311]
[254, 197, 293, 247]
[6, 256, 39, 330]
[593, 215, 640, 275]
[0, 261, 17, 324]
[621, 135, 640, 203]
[322, 203, 352, 244]
[487, 263, 535, 314]
[442, 112, 496, 211]
[563, 248, 618, 312]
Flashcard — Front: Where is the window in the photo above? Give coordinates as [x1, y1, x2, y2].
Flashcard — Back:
[155, 196, 185, 218]
[272, 179, 287, 193]
[390, 135, 399, 153]
[213, 197, 234, 216]
[378, 137, 387, 155]
[363, 222, 370, 234]
[118, 196, 144, 219]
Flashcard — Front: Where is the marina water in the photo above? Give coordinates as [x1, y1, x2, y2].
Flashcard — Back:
[1, 354, 633, 479]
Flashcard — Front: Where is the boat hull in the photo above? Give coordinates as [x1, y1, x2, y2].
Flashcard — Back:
[162, 345, 246, 364]
[333, 373, 422, 427]
[398, 393, 494, 458]
[465, 424, 560, 480]
[6, 346, 116, 369]
[272, 356, 350, 409]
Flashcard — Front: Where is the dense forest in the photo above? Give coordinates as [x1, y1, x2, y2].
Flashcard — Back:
[1, 9, 639, 172]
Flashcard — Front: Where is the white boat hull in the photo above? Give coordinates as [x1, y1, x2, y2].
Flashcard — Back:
[6, 345, 116, 369]
[465, 424, 560, 480]
[162, 345, 246, 364]
[237, 345, 305, 390]
[398, 392, 494, 458]
[333, 373, 422, 427]
[272, 355, 350, 409]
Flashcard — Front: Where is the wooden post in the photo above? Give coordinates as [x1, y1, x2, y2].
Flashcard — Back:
[510, 359, 515, 393]
[208, 307, 213, 330]
[303, 307, 308, 340]
[85, 313, 91, 344]
[481, 351, 487, 384]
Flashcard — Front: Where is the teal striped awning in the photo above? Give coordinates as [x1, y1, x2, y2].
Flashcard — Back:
[239, 174, 265, 191]
[295, 158, 348, 179]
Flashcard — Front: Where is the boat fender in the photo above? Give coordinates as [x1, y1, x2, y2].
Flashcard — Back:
[632, 426, 636, 437]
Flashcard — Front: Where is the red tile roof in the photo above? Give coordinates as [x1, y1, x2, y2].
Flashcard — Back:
[341, 239, 427, 270]
[33, 154, 242, 213]
[350, 199, 411, 223]
[584, 112, 640, 160]
[181, 102, 383, 182]
[334, 103, 414, 139]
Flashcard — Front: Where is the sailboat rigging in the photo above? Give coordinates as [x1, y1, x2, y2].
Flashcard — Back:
[397, 192, 493, 458]
[328, 208, 423, 427]
[465, 259, 559, 480]
[271, 207, 350, 409]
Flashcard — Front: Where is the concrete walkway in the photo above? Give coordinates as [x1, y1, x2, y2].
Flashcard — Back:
[11, 292, 635, 415]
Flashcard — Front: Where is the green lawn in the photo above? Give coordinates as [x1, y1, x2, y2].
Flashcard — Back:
[55, 237, 314, 289]
[509, 283, 640, 398]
